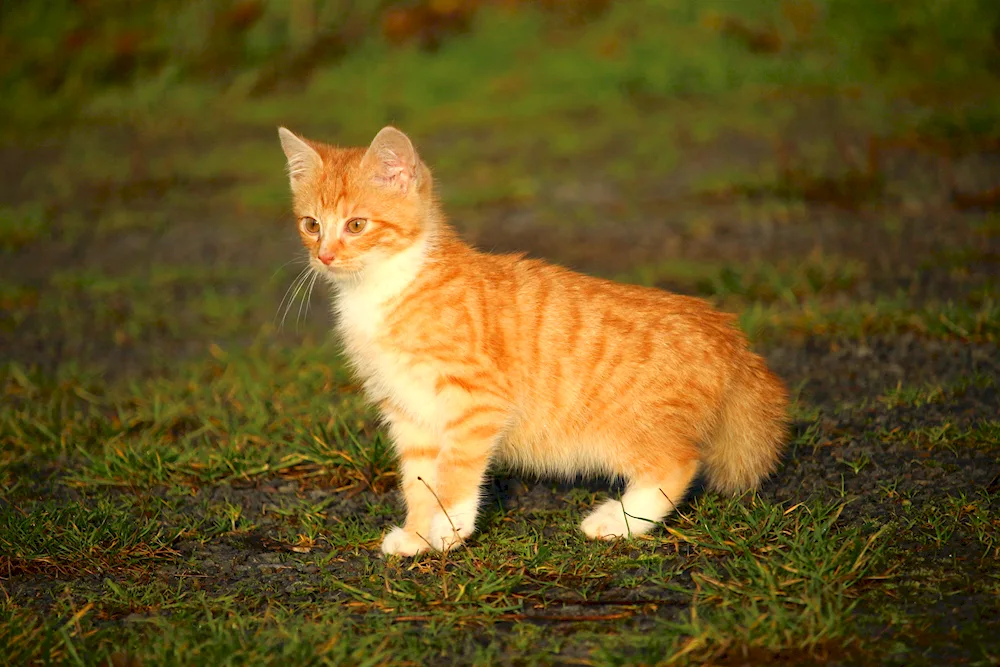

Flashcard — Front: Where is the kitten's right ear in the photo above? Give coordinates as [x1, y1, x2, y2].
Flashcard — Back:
[361, 126, 420, 194]
[278, 127, 322, 188]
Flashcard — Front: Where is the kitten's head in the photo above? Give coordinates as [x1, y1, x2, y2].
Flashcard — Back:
[278, 126, 434, 280]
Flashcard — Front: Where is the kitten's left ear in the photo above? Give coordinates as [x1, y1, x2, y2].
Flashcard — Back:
[278, 127, 322, 188]
[361, 126, 420, 194]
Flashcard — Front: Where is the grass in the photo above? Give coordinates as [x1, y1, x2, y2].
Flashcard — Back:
[1, 346, 384, 491]
[0, 475, 892, 664]
[0, 498, 177, 577]
[2, 0, 999, 664]
[743, 295, 1000, 343]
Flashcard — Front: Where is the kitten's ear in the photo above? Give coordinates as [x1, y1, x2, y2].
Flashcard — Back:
[278, 127, 322, 187]
[361, 126, 420, 194]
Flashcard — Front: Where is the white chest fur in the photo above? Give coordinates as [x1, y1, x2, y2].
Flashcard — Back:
[331, 239, 441, 427]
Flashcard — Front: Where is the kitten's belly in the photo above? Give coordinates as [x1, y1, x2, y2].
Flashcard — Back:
[498, 422, 613, 478]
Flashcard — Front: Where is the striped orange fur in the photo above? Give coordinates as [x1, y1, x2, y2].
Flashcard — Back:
[278, 126, 789, 555]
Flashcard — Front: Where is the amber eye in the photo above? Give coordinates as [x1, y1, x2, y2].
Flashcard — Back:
[300, 217, 320, 235]
[345, 218, 367, 234]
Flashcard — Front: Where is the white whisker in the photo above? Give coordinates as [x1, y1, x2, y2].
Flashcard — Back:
[296, 271, 319, 332]
[271, 256, 308, 282]
[278, 268, 312, 330]
[274, 266, 309, 327]
[303, 271, 319, 326]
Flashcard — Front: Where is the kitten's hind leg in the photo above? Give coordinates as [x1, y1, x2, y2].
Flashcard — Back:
[581, 458, 700, 540]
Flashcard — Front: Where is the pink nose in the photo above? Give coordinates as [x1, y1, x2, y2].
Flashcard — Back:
[318, 251, 335, 265]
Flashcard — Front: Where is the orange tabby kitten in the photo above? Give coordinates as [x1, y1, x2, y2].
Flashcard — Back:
[278, 126, 788, 556]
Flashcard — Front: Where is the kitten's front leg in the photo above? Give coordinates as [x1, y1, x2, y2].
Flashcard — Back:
[426, 403, 507, 552]
[381, 412, 441, 557]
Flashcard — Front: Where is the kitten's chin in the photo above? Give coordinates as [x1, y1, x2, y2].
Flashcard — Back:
[319, 264, 363, 283]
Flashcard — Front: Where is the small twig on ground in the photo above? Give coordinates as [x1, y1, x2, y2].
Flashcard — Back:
[416, 475, 459, 596]
[620, 492, 632, 537]
[417, 476, 463, 551]
[659, 488, 694, 523]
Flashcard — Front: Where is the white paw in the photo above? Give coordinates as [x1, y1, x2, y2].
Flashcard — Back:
[427, 498, 478, 551]
[380, 526, 430, 557]
[581, 500, 631, 540]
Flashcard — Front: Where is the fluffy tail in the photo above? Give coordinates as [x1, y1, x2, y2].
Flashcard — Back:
[703, 357, 789, 494]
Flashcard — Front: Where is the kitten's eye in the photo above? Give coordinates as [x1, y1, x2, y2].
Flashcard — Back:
[300, 217, 320, 235]
[345, 218, 367, 234]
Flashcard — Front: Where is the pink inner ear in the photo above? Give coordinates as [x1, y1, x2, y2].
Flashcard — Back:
[375, 150, 414, 193]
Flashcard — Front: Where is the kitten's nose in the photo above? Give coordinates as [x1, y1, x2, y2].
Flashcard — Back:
[318, 251, 335, 265]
